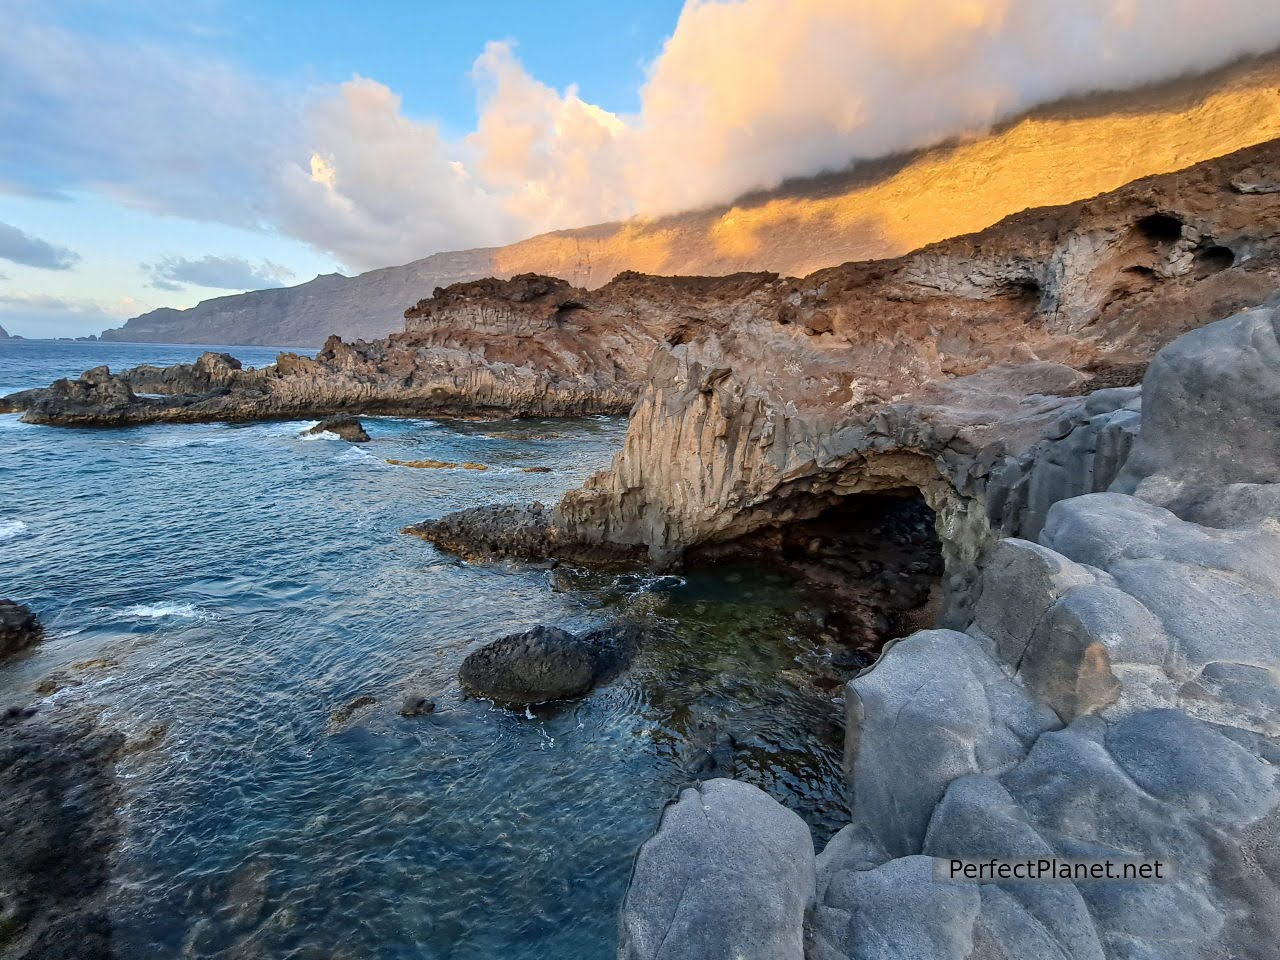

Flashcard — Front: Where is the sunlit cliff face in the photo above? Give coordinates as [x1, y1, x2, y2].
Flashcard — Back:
[489, 57, 1280, 285]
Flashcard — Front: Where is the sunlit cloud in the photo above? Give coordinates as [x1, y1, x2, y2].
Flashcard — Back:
[3, 1, 1280, 274]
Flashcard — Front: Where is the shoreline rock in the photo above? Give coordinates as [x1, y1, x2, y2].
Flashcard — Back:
[458, 623, 642, 705]
[304, 414, 370, 442]
[0, 601, 43, 661]
[618, 303, 1280, 960]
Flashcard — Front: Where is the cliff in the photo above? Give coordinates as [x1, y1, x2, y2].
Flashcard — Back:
[100, 55, 1280, 346]
[0, 324, 9, 340]
[406, 138, 1280, 613]
[13, 139, 1280, 435]
[618, 301, 1280, 960]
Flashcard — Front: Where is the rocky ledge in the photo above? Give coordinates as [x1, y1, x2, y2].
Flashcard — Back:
[6, 141, 1279, 435]
[412, 138, 1280, 631]
[617, 303, 1280, 960]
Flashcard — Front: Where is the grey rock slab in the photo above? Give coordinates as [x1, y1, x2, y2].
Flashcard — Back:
[618, 778, 814, 960]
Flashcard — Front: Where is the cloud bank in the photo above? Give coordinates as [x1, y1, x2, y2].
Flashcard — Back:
[144, 255, 295, 292]
[5, 1, 1280, 273]
[0, 221, 80, 270]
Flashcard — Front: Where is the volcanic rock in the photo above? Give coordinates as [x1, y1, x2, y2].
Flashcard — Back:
[457, 623, 641, 705]
[0, 601, 43, 660]
[304, 414, 370, 442]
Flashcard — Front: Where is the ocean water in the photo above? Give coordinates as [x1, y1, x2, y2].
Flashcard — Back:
[0, 339, 848, 959]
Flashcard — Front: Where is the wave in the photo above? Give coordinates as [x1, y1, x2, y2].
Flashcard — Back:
[299, 430, 340, 442]
[122, 602, 205, 620]
[0, 519, 28, 541]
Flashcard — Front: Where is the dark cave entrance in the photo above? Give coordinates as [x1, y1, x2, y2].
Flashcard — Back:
[1195, 244, 1235, 278]
[1135, 212, 1184, 243]
[687, 489, 944, 666]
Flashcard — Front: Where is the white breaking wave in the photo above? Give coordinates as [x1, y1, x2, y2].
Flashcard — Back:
[0, 519, 28, 541]
[122, 602, 204, 620]
[299, 430, 340, 442]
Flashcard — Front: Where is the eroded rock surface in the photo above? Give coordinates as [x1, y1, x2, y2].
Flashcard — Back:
[0, 601, 43, 660]
[619, 304, 1280, 960]
[412, 140, 1280, 633]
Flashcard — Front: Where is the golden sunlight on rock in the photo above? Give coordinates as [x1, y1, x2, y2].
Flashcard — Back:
[490, 56, 1280, 286]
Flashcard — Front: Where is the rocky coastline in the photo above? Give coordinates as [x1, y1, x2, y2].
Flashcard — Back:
[3, 139, 1279, 960]
[617, 302, 1280, 960]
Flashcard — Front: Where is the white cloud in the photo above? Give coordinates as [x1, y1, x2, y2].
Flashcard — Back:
[4, 2, 1280, 275]
[0, 292, 145, 338]
[142, 255, 295, 292]
[0, 221, 80, 270]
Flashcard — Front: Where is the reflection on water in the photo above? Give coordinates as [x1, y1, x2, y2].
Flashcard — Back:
[1, 353, 852, 960]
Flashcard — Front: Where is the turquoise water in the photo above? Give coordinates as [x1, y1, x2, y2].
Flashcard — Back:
[0, 340, 848, 959]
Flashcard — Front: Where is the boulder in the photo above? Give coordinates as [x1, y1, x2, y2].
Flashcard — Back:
[1112, 299, 1280, 527]
[618, 779, 815, 960]
[305, 414, 370, 443]
[842, 629, 1060, 859]
[0, 601, 43, 660]
[458, 623, 641, 705]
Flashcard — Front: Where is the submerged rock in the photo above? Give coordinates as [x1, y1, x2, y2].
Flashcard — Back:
[458, 623, 641, 705]
[398, 694, 436, 717]
[305, 414, 370, 443]
[329, 694, 377, 725]
[0, 601, 43, 660]
[0, 706, 124, 959]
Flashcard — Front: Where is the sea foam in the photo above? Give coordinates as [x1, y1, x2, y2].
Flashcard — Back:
[122, 602, 204, 620]
[0, 519, 28, 541]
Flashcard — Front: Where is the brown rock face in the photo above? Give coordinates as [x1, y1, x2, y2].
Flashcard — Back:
[408, 139, 1280, 628]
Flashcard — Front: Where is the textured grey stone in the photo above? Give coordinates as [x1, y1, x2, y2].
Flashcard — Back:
[843, 629, 1059, 858]
[618, 778, 814, 960]
[1112, 300, 1280, 527]
[972, 539, 1098, 669]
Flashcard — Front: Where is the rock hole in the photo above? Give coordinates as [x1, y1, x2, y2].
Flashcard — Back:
[1195, 245, 1235, 278]
[686, 490, 943, 665]
[1135, 213, 1183, 243]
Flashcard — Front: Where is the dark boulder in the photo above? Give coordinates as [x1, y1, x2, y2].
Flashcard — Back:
[458, 623, 641, 705]
[399, 694, 436, 717]
[306, 415, 370, 443]
[0, 601, 43, 660]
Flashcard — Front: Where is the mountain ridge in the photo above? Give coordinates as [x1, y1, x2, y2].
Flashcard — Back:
[102, 53, 1280, 347]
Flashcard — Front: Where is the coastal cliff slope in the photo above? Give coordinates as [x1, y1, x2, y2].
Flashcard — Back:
[100, 55, 1280, 346]
[618, 300, 1280, 960]
[407, 138, 1280, 607]
[10, 139, 1280, 436]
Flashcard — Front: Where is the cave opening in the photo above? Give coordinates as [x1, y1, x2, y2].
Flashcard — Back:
[686, 489, 944, 666]
[1135, 212, 1184, 243]
[1195, 244, 1235, 277]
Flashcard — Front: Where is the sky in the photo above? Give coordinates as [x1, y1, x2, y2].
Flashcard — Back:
[4, 0, 1280, 337]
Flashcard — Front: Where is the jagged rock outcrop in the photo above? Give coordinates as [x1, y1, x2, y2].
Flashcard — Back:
[619, 305, 1280, 960]
[11, 140, 1280, 439]
[0, 601, 43, 660]
[98, 56, 1280, 346]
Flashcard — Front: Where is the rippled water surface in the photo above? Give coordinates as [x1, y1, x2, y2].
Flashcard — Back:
[1, 340, 848, 959]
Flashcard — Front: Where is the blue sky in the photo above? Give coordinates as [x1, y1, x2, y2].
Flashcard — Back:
[4, 0, 1280, 338]
[0, 0, 683, 336]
